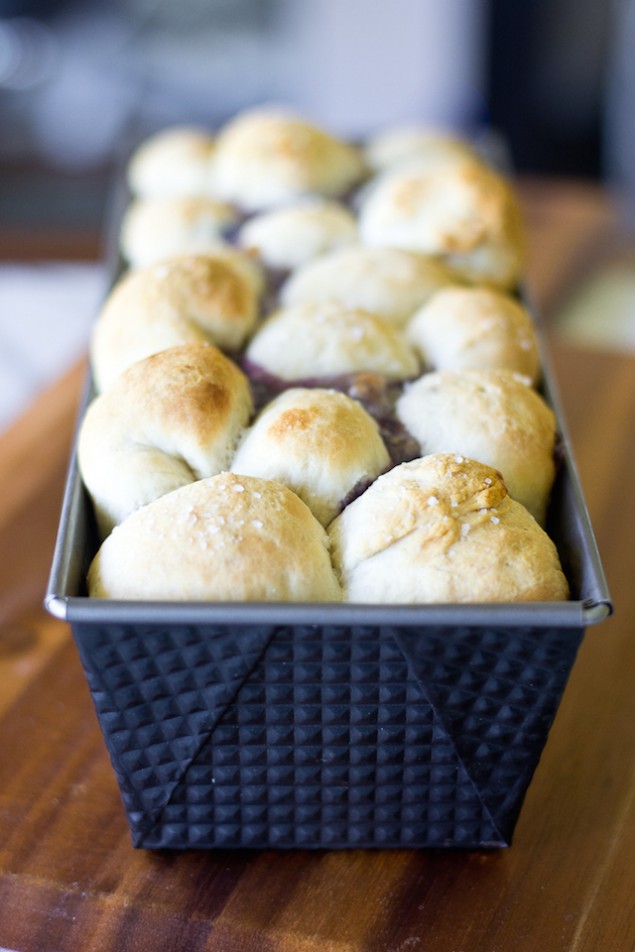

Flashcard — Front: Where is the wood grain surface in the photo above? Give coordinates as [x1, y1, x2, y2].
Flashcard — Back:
[1, 180, 634, 952]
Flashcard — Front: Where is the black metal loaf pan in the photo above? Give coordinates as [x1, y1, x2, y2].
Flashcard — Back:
[45, 358, 611, 849]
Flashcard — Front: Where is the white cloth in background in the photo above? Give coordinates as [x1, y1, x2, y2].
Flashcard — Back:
[0, 262, 106, 431]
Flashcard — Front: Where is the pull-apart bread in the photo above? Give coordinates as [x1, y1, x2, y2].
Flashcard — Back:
[88, 473, 341, 602]
[280, 245, 456, 328]
[358, 158, 525, 291]
[210, 108, 366, 211]
[406, 286, 540, 381]
[120, 195, 240, 269]
[328, 454, 568, 604]
[244, 300, 419, 382]
[395, 369, 556, 524]
[79, 343, 252, 538]
[364, 125, 482, 175]
[237, 199, 357, 271]
[127, 126, 216, 199]
[231, 387, 390, 526]
[90, 251, 262, 391]
[83, 107, 569, 604]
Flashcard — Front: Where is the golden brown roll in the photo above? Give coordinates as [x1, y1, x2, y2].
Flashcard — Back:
[211, 107, 366, 210]
[231, 388, 390, 526]
[90, 252, 261, 391]
[120, 195, 240, 268]
[395, 368, 556, 524]
[245, 301, 419, 381]
[237, 198, 357, 271]
[87, 472, 342, 602]
[127, 126, 216, 199]
[78, 343, 253, 537]
[358, 159, 525, 290]
[328, 453, 569, 603]
[280, 244, 456, 328]
[406, 286, 540, 382]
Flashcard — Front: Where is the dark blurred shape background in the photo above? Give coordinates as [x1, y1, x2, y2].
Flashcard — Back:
[0, 0, 630, 231]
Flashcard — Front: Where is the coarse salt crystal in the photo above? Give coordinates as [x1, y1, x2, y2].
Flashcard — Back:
[427, 495, 439, 506]
[232, 483, 245, 492]
[491, 516, 500, 524]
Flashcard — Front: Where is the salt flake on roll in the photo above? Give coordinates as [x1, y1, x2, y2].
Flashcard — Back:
[244, 300, 419, 383]
[395, 368, 557, 524]
[328, 454, 568, 604]
[88, 473, 342, 603]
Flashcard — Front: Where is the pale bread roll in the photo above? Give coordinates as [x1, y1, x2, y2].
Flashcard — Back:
[364, 126, 480, 175]
[127, 126, 216, 199]
[91, 253, 261, 391]
[87, 473, 342, 602]
[231, 388, 390, 526]
[245, 301, 419, 381]
[237, 198, 357, 270]
[406, 286, 540, 382]
[280, 245, 456, 328]
[395, 369, 556, 524]
[120, 195, 239, 268]
[211, 107, 366, 210]
[328, 454, 569, 603]
[358, 160, 525, 290]
[78, 343, 253, 538]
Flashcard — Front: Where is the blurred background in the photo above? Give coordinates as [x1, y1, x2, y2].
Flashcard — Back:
[1, 0, 634, 427]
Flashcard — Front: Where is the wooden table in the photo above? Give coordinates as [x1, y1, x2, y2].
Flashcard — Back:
[1, 182, 634, 952]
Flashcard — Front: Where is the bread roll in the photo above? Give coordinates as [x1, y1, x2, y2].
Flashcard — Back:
[237, 198, 357, 271]
[78, 343, 253, 537]
[358, 160, 525, 290]
[364, 125, 479, 175]
[395, 369, 556, 523]
[328, 454, 569, 603]
[120, 195, 239, 268]
[211, 107, 366, 210]
[127, 126, 216, 199]
[90, 253, 261, 391]
[245, 301, 419, 381]
[231, 388, 390, 525]
[87, 472, 342, 602]
[406, 286, 540, 381]
[280, 245, 456, 328]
